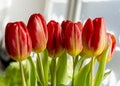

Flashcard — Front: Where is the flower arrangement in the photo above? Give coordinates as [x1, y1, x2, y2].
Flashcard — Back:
[3, 13, 116, 86]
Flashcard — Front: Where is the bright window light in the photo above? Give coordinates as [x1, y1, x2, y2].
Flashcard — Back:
[83, 0, 111, 2]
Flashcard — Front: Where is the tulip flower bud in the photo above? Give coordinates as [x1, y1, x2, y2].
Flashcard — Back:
[27, 13, 48, 53]
[97, 33, 116, 62]
[61, 20, 72, 48]
[82, 17, 107, 57]
[107, 33, 116, 62]
[62, 20, 83, 57]
[47, 20, 64, 58]
[5, 21, 32, 61]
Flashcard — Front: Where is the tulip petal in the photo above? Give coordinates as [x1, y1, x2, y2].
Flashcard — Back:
[5, 22, 32, 61]
[64, 21, 83, 57]
[82, 17, 107, 57]
[27, 13, 48, 53]
[47, 20, 63, 58]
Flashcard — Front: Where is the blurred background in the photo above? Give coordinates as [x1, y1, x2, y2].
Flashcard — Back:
[0, 0, 120, 86]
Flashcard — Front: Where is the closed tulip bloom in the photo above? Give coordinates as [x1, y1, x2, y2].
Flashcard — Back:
[107, 33, 116, 62]
[62, 20, 83, 57]
[27, 13, 48, 53]
[82, 17, 107, 57]
[47, 20, 63, 58]
[5, 21, 32, 61]
[61, 20, 72, 48]
[97, 33, 116, 62]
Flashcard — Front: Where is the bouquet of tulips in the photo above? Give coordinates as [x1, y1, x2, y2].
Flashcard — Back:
[2, 13, 116, 86]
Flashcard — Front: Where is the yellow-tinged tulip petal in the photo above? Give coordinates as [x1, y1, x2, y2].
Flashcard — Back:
[27, 13, 48, 53]
[82, 17, 107, 57]
[5, 21, 32, 61]
[62, 20, 83, 57]
[97, 33, 116, 62]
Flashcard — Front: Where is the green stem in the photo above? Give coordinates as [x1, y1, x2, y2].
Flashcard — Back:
[19, 61, 26, 86]
[91, 57, 95, 86]
[72, 57, 75, 86]
[94, 47, 109, 86]
[51, 58, 56, 86]
[37, 53, 45, 86]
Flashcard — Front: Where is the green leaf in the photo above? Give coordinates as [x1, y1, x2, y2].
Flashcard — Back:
[94, 47, 109, 86]
[5, 62, 22, 86]
[56, 52, 68, 85]
[86, 71, 91, 86]
[57, 84, 66, 86]
[50, 58, 57, 86]
[103, 70, 111, 80]
[74, 54, 87, 76]
[0, 72, 9, 86]
[74, 61, 91, 86]
[27, 56, 37, 86]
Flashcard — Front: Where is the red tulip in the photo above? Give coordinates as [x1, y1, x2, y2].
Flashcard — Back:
[62, 20, 83, 57]
[61, 20, 72, 48]
[107, 33, 116, 62]
[82, 17, 107, 57]
[27, 13, 48, 53]
[97, 33, 116, 62]
[47, 20, 63, 58]
[5, 21, 32, 61]
[61, 20, 72, 31]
